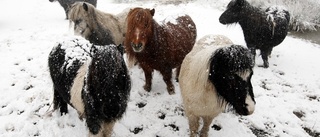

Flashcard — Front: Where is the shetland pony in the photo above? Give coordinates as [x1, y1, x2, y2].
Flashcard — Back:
[49, 0, 97, 19]
[68, 2, 128, 46]
[125, 8, 197, 95]
[48, 37, 131, 137]
[179, 35, 255, 137]
[219, 0, 290, 68]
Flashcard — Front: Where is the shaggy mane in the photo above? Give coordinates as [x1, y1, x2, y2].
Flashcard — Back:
[68, 2, 123, 45]
[125, 8, 154, 67]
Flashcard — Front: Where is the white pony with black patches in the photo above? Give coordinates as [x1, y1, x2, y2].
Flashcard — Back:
[179, 35, 256, 137]
[68, 2, 129, 46]
[48, 36, 131, 137]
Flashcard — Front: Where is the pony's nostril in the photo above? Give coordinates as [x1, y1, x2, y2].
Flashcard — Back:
[138, 43, 142, 48]
[131, 42, 135, 47]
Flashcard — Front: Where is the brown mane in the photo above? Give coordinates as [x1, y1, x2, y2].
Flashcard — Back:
[125, 7, 197, 94]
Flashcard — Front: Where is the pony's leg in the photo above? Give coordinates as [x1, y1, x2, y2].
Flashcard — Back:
[261, 47, 273, 68]
[53, 88, 68, 115]
[102, 121, 115, 137]
[65, 9, 69, 20]
[89, 122, 115, 137]
[84, 94, 101, 135]
[248, 46, 256, 58]
[248, 46, 256, 66]
[199, 116, 214, 137]
[187, 114, 200, 137]
[160, 69, 175, 95]
[141, 65, 153, 92]
[175, 66, 181, 82]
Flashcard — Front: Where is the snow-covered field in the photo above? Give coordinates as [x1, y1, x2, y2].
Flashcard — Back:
[1, 0, 320, 136]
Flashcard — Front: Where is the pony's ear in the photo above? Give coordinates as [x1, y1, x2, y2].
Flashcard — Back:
[150, 8, 155, 16]
[83, 3, 89, 11]
[236, 0, 245, 6]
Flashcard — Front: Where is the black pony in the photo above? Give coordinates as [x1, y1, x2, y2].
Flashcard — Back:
[49, 0, 97, 19]
[48, 37, 130, 137]
[219, 0, 290, 68]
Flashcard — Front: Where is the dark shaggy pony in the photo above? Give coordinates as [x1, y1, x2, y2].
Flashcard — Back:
[68, 2, 128, 46]
[180, 35, 255, 137]
[219, 0, 290, 68]
[48, 37, 131, 137]
[125, 8, 197, 95]
[49, 0, 97, 19]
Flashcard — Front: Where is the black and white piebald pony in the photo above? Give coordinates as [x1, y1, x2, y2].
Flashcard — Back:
[179, 35, 256, 137]
[219, 0, 290, 68]
[48, 36, 131, 137]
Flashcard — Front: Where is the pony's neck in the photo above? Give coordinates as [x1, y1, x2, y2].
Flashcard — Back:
[89, 29, 114, 45]
[88, 11, 115, 45]
[238, 4, 265, 35]
[152, 20, 160, 43]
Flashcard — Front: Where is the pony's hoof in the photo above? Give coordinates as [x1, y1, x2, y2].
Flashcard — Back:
[168, 91, 175, 95]
[78, 112, 86, 121]
[88, 122, 101, 135]
[258, 62, 269, 68]
[167, 87, 175, 95]
[175, 77, 179, 82]
[143, 85, 151, 92]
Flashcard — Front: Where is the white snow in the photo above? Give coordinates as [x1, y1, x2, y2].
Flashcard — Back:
[56, 36, 92, 69]
[162, 13, 186, 25]
[0, 0, 320, 137]
[266, 5, 288, 22]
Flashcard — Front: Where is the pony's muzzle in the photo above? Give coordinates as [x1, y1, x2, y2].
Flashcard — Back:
[131, 42, 144, 52]
[245, 95, 256, 115]
[219, 17, 228, 25]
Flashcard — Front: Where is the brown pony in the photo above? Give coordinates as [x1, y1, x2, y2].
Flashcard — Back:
[125, 8, 197, 95]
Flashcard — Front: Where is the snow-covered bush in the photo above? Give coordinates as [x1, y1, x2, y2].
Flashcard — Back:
[247, 0, 320, 32]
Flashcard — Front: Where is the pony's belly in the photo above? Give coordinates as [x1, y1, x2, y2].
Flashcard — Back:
[70, 63, 88, 116]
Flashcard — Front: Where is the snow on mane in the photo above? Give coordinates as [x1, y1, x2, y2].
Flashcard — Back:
[266, 5, 288, 22]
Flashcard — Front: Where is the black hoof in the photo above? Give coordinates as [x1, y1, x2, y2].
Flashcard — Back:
[143, 85, 151, 92]
[88, 122, 101, 135]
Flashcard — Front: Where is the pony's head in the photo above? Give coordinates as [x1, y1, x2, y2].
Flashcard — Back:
[219, 0, 250, 24]
[126, 8, 155, 53]
[209, 45, 255, 115]
[68, 2, 95, 39]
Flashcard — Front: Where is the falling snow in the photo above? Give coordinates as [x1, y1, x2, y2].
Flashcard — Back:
[0, 0, 320, 137]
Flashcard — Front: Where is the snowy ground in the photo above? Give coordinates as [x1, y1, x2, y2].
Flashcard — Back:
[1, 0, 320, 137]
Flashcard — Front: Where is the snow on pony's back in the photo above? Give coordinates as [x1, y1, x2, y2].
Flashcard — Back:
[266, 5, 290, 23]
[161, 13, 187, 25]
[56, 36, 92, 69]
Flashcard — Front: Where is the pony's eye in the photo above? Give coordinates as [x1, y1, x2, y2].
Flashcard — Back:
[75, 19, 82, 25]
[228, 75, 235, 79]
